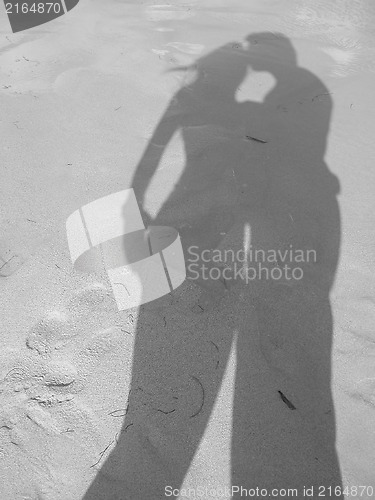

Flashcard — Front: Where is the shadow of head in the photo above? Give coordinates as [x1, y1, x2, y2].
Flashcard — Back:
[245, 32, 298, 71]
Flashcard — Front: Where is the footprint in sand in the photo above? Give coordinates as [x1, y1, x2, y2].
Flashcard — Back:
[2, 280, 236, 496]
[43, 359, 77, 387]
[346, 377, 375, 408]
[0, 240, 24, 277]
[0, 284, 131, 498]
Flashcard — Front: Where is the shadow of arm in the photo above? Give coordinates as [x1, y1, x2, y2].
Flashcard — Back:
[132, 102, 181, 211]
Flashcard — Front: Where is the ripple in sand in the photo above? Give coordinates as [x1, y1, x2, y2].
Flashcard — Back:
[144, 5, 195, 22]
[26, 310, 72, 355]
[166, 42, 204, 55]
[337, 298, 375, 345]
[345, 378, 375, 408]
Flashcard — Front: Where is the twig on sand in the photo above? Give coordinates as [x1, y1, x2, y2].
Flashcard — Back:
[26, 218, 36, 223]
[209, 341, 220, 369]
[209, 340, 219, 352]
[3, 366, 26, 381]
[109, 407, 129, 417]
[246, 135, 268, 144]
[121, 423, 134, 433]
[0, 255, 16, 270]
[311, 92, 332, 102]
[22, 56, 39, 65]
[109, 391, 131, 418]
[90, 439, 115, 468]
[114, 282, 130, 296]
[120, 328, 132, 335]
[156, 408, 176, 415]
[190, 376, 205, 418]
[278, 390, 296, 410]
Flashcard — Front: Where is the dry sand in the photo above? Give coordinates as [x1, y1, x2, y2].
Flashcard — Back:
[1, 0, 375, 499]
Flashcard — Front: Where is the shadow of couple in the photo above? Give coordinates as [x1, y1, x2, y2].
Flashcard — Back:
[83, 32, 342, 500]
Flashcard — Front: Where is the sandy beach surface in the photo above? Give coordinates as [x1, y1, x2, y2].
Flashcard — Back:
[1, 1, 375, 499]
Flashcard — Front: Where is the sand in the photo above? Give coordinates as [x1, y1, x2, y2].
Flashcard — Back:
[1, 0, 375, 499]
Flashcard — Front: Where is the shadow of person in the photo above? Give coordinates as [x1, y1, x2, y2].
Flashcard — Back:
[82, 33, 342, 499]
